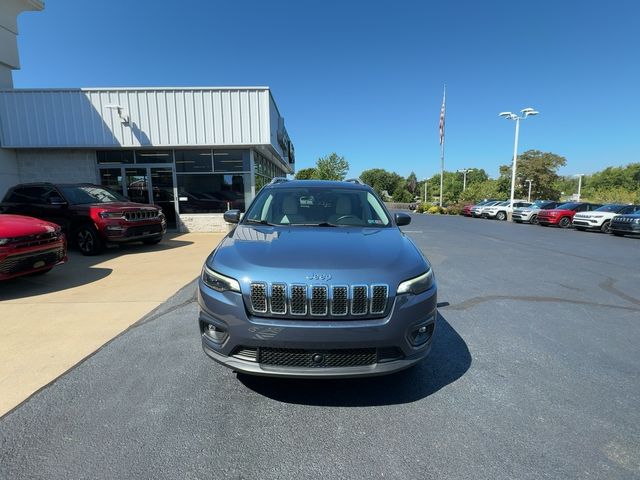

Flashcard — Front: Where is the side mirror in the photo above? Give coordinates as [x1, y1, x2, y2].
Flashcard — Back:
[48, 196, 67, 206]
[395, 212, 411, 226]
[223, 209, 241, 224]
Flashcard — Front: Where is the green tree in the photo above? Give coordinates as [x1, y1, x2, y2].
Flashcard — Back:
[499, 150, 567, 200]
[294, 167, 317, 180]
[406, 172, 418, 194]
[313, 153, 349, 181]
[360, 168, 404, 197]
[459, 179, 503, 203]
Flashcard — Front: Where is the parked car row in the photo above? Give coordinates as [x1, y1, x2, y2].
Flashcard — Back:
[463, 198, 640, 236]
[0, 182, 167, 281]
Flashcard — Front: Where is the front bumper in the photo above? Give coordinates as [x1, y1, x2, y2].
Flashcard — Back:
[0, 240, 67, 280]
[537, 216, 560, 225]
[512, 212, 533, 222]
[197, 280, 438, 378]
[610, 222, 640, 234]
[572, 218, 601, 228]
[100, 221, 167, 243]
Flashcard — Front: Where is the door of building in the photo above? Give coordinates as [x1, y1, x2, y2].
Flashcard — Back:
[98, 165, 178, 229]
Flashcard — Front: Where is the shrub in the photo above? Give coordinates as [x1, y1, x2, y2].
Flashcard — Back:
[415, 202, 428, 213]
[445, 202, 465, 215]
[427, 206, 446, 214]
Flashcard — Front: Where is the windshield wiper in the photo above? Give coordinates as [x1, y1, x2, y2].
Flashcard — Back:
[289, 222, 338, 227]
[244, 219, 276, 226]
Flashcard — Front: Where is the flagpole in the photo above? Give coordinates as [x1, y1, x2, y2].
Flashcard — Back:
[439, 85, 446, 207]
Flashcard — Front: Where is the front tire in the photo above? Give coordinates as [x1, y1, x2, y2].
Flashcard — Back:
[496, 211, 507, 221]
[600, 221, 611, 234]
[558, 217, 572, 228]
[530, 215, 539, 225]
[76, 225, 104, 256]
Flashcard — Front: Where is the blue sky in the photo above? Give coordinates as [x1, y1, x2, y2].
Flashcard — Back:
[12, 0, 640, 179]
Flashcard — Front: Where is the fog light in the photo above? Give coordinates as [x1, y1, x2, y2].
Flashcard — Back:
[106, 225, 124, 231]
[409, 322, 434, 346]
[204, 323, 228, 344]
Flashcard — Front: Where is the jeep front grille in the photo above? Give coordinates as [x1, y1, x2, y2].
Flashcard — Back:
[371, 285, 388, 314]
[270, 284, 287, 314]
[351, 285, 368, 315]
[250, 282, 267, 313]
[124, 210, 158, 222]
[248, 282, 390, 319]
[310, 286, 328, 315]
[331, 286, 348, 316]
[290, 285, 307, 315]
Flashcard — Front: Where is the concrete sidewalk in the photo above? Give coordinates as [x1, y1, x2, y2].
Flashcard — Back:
[0, 232, 224, 416]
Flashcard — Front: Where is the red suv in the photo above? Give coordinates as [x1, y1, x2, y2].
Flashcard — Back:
[537, 202, 602, 228]
[0, 183, 167, 255]
[0, 214, 67, 280]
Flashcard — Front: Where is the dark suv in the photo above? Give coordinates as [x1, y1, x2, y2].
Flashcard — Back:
[0, 183, 166, 255]
[198, 179, 438, 378]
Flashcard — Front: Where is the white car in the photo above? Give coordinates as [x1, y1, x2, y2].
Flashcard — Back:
[512, 201, 561, 224]
[471, 200, 502, 217]
[573, 204, 640, 233]
[483, 200, 532, 221]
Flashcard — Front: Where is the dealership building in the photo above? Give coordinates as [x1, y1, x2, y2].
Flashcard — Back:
[0, 1, 295, 232]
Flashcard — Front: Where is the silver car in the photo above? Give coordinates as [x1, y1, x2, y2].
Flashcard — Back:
[512, 201, 560, 225]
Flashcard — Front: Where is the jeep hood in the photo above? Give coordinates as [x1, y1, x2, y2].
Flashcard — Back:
[209, 225, 429, 287]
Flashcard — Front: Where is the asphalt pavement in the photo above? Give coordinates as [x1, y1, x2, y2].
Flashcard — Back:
[1, 215, 639, 479]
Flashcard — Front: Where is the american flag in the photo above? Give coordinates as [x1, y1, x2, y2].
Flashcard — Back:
[439, 87, 446, 146]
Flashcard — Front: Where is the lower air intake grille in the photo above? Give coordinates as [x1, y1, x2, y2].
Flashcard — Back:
[259, 347, 377, 368]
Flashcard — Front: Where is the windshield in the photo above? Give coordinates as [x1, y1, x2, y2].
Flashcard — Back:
[59, 185, 129, 205]
[556, 202, 580, 210]
[243, 186, 391, 227]
[594, 204, 625, 213]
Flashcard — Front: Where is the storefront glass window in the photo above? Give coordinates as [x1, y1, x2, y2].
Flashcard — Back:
[175, 149, 213, 172]
[214, 150, 249, 172]
[97, 150, 134, 164]
[135, 150, 174, 163]
[177, 174, 245, 213]
[99, 168, 124, 195]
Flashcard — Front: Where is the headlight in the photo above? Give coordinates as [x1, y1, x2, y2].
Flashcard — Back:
[202, 265, 240, 293]
[634, 219, 640, 225]
[99, 211, 124, 219]
[0, 238, 9, 246]
[397, 270, 434, 295]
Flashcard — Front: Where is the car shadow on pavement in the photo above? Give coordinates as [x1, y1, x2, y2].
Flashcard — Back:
[238, 313, 471, 407]
[0, 236, 193, 301]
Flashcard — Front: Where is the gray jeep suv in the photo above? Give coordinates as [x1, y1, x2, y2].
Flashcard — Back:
[198, 179, 437, 378]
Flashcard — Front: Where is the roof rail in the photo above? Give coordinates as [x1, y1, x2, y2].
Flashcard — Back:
[344, 178, 364, 185]
[268, 177, 290, 185]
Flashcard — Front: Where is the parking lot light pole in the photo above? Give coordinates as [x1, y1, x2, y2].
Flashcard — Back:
[576, 174, 584, 201]
[499, 108, 539, 220]
[457, 168, 475, 191]
[525, 179, 533, 202]
[423, 179, 427, 203]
